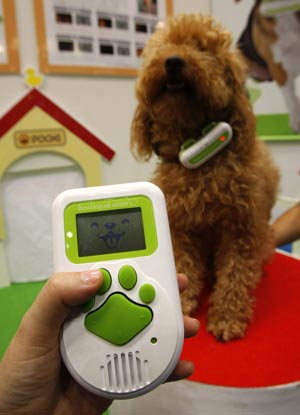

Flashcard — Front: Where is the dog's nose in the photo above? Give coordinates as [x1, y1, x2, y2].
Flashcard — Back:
[165, 56, 185, 73]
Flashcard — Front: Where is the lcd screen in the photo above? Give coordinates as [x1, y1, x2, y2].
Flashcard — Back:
[76, 208, 146, 257]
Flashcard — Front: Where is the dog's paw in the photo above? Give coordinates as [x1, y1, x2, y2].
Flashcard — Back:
[206, 315, 247, 342]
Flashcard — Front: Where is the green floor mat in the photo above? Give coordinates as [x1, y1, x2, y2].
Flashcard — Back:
[0, 281, 45, 359]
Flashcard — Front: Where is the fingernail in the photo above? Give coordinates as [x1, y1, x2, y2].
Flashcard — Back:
[81, 270, 101, 284]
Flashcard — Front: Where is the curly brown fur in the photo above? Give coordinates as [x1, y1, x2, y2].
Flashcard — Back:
[131, 13, 279, 342]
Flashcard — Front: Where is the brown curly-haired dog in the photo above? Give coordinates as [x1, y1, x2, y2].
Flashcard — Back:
[131, 13, 279, 342]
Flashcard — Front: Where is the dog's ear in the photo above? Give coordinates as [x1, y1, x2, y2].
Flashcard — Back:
[225, 50, 257, 139]
[225, 50, 247, 89]
[130, 105, 153, 160]
[224, 50, 252, 107]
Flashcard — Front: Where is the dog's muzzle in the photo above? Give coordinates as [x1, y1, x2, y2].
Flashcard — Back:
[165, 56, 185, 91]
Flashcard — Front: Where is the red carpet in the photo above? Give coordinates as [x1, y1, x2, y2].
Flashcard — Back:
[181, 252, 300, 387]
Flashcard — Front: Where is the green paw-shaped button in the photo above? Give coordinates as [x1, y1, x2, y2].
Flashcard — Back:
[84, 266, 156, 346]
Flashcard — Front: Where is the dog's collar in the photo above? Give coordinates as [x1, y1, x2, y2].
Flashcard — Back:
[178, 122, 233, 169]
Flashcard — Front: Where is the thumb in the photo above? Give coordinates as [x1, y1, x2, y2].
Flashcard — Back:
[20, 270, 103, 342]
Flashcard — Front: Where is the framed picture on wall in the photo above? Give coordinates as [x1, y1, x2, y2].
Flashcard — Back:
[0, 0, 20, 73]
[33, 0, 173, 76]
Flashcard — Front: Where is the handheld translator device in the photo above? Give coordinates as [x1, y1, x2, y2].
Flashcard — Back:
[179, 121, 233, 169]
[52, 182, 184, 399]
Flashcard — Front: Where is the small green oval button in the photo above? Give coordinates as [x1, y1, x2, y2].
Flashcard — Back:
[139, 284, 156, 304]
[118, 265, 137, 290]
[98, 268, 112, 295]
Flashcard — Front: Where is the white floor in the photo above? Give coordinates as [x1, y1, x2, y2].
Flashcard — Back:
[110, 380, 300, 415]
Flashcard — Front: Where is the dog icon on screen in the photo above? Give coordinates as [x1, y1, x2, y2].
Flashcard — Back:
[90, 218, 129, 249]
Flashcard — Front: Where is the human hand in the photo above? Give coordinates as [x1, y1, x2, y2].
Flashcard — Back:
[0, 271, 199, 415]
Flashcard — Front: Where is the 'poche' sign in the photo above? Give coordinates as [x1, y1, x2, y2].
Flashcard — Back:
[14, 129, 66, 148]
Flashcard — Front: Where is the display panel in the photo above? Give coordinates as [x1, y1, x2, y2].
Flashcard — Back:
[76, 208, 146, 257]
[64, 194, 158, 263]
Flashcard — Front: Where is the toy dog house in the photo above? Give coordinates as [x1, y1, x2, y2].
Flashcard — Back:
[0, 89, 115, 286]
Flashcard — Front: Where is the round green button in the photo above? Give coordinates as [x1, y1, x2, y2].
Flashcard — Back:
[139, 284, 156, 304]
[80, 296, 95, 312]
[98, 268, 112, 295]
[118, 265, 137, 290]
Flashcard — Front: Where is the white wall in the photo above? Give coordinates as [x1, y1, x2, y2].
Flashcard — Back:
[0, 0, 210, 186]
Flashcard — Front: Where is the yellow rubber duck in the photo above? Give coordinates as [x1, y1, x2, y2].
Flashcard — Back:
[24, 67, 44, 88]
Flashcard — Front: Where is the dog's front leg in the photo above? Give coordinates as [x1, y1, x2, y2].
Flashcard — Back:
[206, 231, 264, 342]
[171, 229, 206, 316]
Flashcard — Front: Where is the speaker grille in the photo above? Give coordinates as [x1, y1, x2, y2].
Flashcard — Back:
[100, 351, 150, 393]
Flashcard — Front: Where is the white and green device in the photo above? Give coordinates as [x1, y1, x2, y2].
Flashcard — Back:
[179, 121, 233, 169]
[52, 182, 184, 399]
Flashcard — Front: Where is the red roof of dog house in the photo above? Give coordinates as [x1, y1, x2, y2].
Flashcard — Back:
[0, 88, 115, 161]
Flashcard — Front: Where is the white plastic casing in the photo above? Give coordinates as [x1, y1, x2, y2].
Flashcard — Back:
[179, 122, 233, 169]
[52, 182, 184, 399]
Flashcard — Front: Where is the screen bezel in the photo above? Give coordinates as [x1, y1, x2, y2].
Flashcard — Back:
[64, 194, 158, 264]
